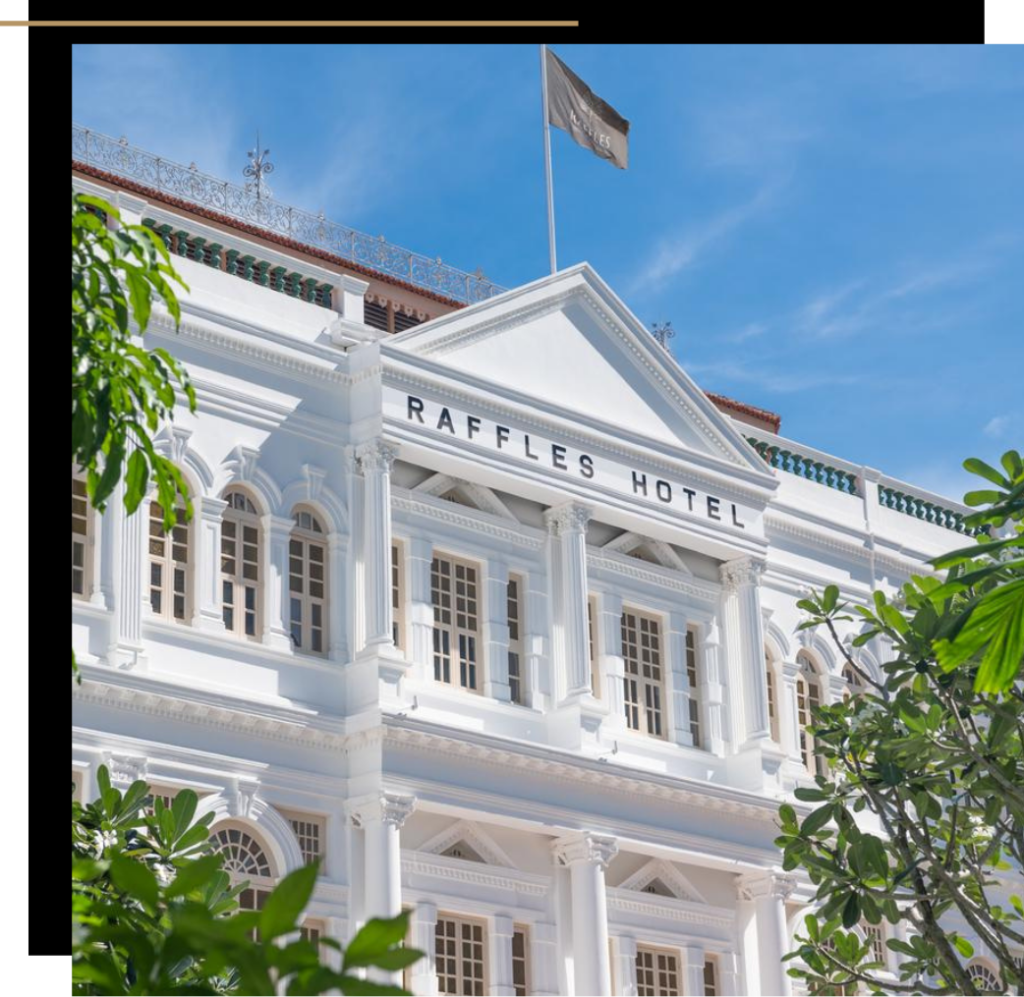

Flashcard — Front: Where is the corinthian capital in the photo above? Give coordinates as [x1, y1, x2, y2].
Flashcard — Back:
[736, 870, 797, 902]
[544, 502, 594, 537]
[356, 439, 399, 474]
[553, 831, 619, 870]
[720, 556, 766, 592]
[350, 791, 416, 829]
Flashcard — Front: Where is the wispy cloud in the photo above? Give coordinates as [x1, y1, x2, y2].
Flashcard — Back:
[629, 178, 785, 295]
[983, 415, 1012, 439]
[684, 359, 866, 395]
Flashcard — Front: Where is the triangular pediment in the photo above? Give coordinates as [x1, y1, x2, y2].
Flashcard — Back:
[418, 819, 514, 868]
[618, 859, 708, 904]
[604, 532, 693, 575]
[388, 264, 771, 478]
[413, 473, 518, 522]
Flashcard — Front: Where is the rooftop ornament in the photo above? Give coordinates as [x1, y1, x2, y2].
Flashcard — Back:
[651, 320, 675, 351]
[243, 131, 274, 202]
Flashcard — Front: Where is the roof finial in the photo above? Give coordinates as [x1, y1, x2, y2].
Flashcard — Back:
[651, 320, 675, 351]
[244, 130, 274, 201]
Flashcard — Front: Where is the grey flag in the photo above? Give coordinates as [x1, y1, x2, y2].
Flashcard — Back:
[546, 48, 629, 169]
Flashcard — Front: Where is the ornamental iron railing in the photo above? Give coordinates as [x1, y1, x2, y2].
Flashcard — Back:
[72, 124, 505, 305]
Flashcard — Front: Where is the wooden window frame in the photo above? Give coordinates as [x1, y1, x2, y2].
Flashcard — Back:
[148, 498, 191, 623]
[431, 552, 482, 693]
[621, 607, 667, 739]
[512, 923, 530, 997]
[221, 490, 262, 641]
[392, 541, 405, 650]
[704, 955, 719, 996]
[507, 573, 525, 705]
[588, 595, 600, 697]
[72, 473, 93, 600]
[766, 651, 781, 742]
[435, 912, 488, 996]
[289, 507, 328, 657]
[636, 944, 680, 997]
[280, 808, 326, 872]
[685, 625, 702, 748]
[797, 651, 826, 776]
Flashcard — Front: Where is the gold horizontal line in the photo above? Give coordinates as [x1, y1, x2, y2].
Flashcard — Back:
[3, 20, 579, 26]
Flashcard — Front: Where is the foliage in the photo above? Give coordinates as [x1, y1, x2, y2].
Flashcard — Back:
[777, 451, 1024, 996]
[72, 767, 422, 995]
[72, 190, 194, 528]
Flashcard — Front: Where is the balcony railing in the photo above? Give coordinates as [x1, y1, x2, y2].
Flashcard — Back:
[72, 124, 506, 306]
[745, 434, 983, 536]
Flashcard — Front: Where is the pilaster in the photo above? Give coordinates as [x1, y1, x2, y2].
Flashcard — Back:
[409, 901, 438, 996]
[194, 495, 228, 633]
[483, 559, 511, 702]
[668, 610, 696, 748]
[490, 913, 516, 997]
[261, 514, 294, 651]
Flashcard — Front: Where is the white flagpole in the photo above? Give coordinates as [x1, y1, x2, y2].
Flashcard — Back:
[540, 43, 557, 275]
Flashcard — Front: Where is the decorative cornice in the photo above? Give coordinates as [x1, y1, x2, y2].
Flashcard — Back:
[544, 501, 593, 536]
[586, 551, 720, 604]
[147, 308, 350, 385]
[401, 853, 549, 896]
[606, 889, 734, 929]
[384, 721, 781, 822]
[391, 492, 546, 551]
[553, 831, 619, 869]
[736, 871, 797, 902]
[720, 556, 766, 592]
[102, 751, 147, 788]
[355, 439, 399, 474]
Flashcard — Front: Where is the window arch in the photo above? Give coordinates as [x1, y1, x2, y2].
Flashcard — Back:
[148, 496, 191, 622]
[289, 506, 327, 656]
[967, 961, 1001, 992]
[796, 650, 826, 776]
[72, 472, 93, 598]
[211, 822, 278, 920]
[765, 650, 780, 742]
[221, 489, 262, 639]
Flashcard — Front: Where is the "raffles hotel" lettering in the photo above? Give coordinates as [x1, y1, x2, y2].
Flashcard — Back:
[404, 395, 746, 529]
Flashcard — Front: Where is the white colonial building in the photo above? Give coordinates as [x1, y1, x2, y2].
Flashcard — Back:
[71, 127, 1004, 996]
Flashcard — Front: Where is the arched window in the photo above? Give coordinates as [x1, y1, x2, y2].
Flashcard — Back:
[221, 490, 261, 639]
[72, 473, 93, 598]
[211, 823, 277, 919]
[967, 961, 1001, 992]
[148, 498, 190, 622]
[289, 508, 327, 656]
[765, 650, 780, 742]
[842, 661, 865, 702]
[796, 650, 826, 776]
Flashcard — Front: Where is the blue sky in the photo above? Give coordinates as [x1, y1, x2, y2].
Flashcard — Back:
[72, 44, 1024, 502]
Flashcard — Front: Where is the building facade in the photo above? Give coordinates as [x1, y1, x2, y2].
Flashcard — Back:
[72, 134, 1006, 996]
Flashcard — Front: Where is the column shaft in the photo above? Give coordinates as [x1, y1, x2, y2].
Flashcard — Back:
[721, 558, 770, 743]
[545, 503, 593, 702]
[195, 495, 228, 631]
[262, 514, 294, 650]
[357, 440, 398, 649]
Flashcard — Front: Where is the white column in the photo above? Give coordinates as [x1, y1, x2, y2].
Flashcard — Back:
[407, 536, 434, 680]
[544, 503, 594, 702]
[490, 914, 516, 996]
[194, 495, 227, 632]
[553, 832, 617, 996]
[683, 943, 706, 997]
[737, 872, 796, 997]
[356, 440, 399, 650]
[721, 557, 770, 743]
[611, 935, 638, 997]
[327, 532, 347, 661]
[262, 514, 294, 651]
[354, 792, 415, 983]
[532, 921, 560, 997]
[703, 620, 727, 754]
[409, 901, 438, 997]
[483, 560, 512, 702]
[598, 592, 626, 731]
[668, 610, 696, 748]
